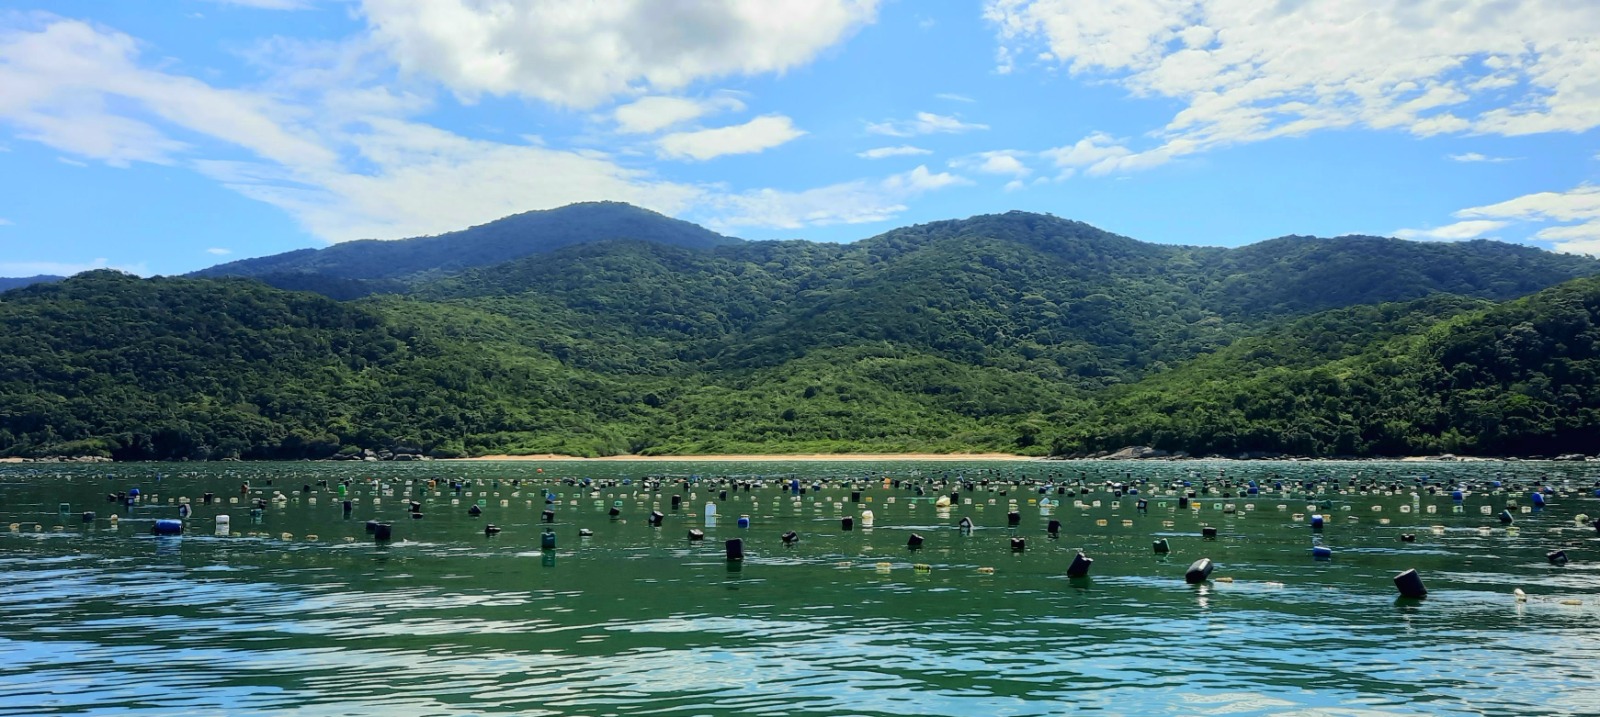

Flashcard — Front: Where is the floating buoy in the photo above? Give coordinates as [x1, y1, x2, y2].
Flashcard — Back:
[781, 530, 798, 545]
[1547, 549, 1569, 566]
[1010, 537, 1026, 552]
[1400, 533, 1416, 542]
[1007, 511, 1021, 526]
[1047, 519, 1061, 537]
[1393, 568, 1427, 598]
[541, 530, 556, 550]
[82, 511, 96, 522]
[1201, 526, 1218, 539]
[468, 505, 482, 516]
[1185, 558, 1213, 584]
[373, 523, 393, 543]
[860, 510, 874, 528]
[1066, 551, 1093, 578]
[725, 538, 744, 561]
[1312, 546, 1333, 560]
[1498, 509, 1513, 524]
[1310, 514, 1324, 529]
[648, 510, 664, 527]
[906, 533, 923, 549]
[151, 519, 183, 536]
[1531, 492, 1546, 507]
[914, 563, 931, 573]
[484, 524, 501, 536]
[957, 516, 974, 532]
[1515, 588, 1527, 602]
[977, 566, 995, 574]
[1153, 538, 1170, 554]
[841, 516, 854, 531]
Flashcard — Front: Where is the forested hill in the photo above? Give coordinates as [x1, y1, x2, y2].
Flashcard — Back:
[191, 201, 741, 282]
[3, 207, 1600, 460]
[0, 275, 64, 293]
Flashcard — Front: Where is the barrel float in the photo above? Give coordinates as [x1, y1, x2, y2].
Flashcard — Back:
[1007, 511, 1021, 527]
[364, 520, 379, 533]
[957, 516, 974, 532]
[1046, 519, 1061, 537]
[907, 533, 924, 549]
[688, 529, 705, 541]
[540, 530, 557, 550]
[579, 528, 594, 537]
[1178, 497, 1189, 509]
[859, 510, 874, 528]
[1136, 499, 1148, 511]
[1153, 538, 1170, 554]
[1547, 549, 1569, 566]
[608, 506, 621, 517]
[1393, 568, 1427, 598]
[1010, 537, 1026, 552]
[671, 495, 682, 510]
[373, 523, 393, 542]
[851, 491, 861, 503]
[1312, 546, 1333, 560]
[648, 511, 665, 527]
[1451, 490, 1464, 502]
[1201, 526, 1218, 539]
[725, 538, 744, 561]
[82, 511, 96, 522]
[1498, 509, 1514, 524]
[542, 509, 556, 523]
[781, 530, 798, 545]
[151, 519, 183, 536]
[467, 505, 482, 516]
[1310, 514, 1324, 529]
[202, 492, 215, 505]
[1066, 551, 1093, 578]
[1531, 492, 1546, 507]
[484, 524, 501, 536]
[342, 500, 353, 515]
[1184, 558, 1213, 584]
[1400, 533, 1416, 542]
[841, 516, 854, 531]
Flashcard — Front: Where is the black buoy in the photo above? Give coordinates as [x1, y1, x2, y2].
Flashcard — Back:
[957, 516, 974, 532]
[1201, 526, 1218, 539]
[578, 528, 593, 537]
[484, 524, 501, 536]
[373, 522, 393, 543]
[365, 520, 379, 533]
[82, 511, 96, 522]
[648, 510, 664, 527]
[608, 506, 621, 517]
[725, 538, 744, 561]
[781, 530, 799, 545]
[671, 495, 682, 510]
[1010, 537, 1026, 552]
[1007, 511, 1021, 527]
[1184, 558, 1213, 584]
[851, 491, 862, 503]
[541, 530, 557, 550]
[1153, 538, 1170, 554]
[542, 509, 556, 523]
[688, 529, 705, 541]
[1393, 568, 1427, 598]
[1178, 496, 1189, 509]
[1136, 499, 1148, 512]
[343, 500, 353, 516]
[907, 533, 924, 549]
[1067, 551, 1093, 578]
[1498, 509, 1514, 525]
[1046, 519, 1061, 537]
[467, 505, 482, 516]
[1547, 549, 1569, 566]
[1400, 533, 1416, 542]
[202, 492, 214, 505]
[841, 516, 854, 531]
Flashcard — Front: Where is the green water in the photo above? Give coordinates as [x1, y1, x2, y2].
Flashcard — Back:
[1, 460, 1597, 716]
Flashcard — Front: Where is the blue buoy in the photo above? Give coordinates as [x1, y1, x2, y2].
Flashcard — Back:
[1451, 490, 1464, 502]
[737, 515, 750, 529]
[177, 504, 192, 519]
[1066, 551, 1093, 578]
[1393, 568, 1427, 598]
[1310, 514, 1324, 529]
[1498, 509, 1514, 525]
[1530, 492, 1545, 507]
[541, 530, 557, 550]
[1185, 558, 1213, 584]
[1312, 546, 1333, 560]
[151, 519, 183, 536]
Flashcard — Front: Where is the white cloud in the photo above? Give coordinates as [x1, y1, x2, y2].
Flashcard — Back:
[206, 247, 232, 255]
[707, 165, 969, 230]
[613, 95, 745, 134]
[857, 145, 931, 159]
[1393, 219, 1509, 241]
[987, 0, 1600, 172]
[952, 150, 1031, 177]
[1416, 184, 1600, 255]
[0, 258, 148, 277]
[1449, 152, 1513, 163]
[656, 114, 805, 161]
[866, 111, 988, 137]
[936, 93, 975, 103]
[0, 217, 12, 225]
[361, 0, 880, 108]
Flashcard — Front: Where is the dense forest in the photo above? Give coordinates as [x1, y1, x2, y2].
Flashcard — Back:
[2, 204, 1597, 460]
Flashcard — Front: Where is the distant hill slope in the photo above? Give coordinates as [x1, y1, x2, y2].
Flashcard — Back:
[193, 201, 741, 282]
[0, 275, 64, 292]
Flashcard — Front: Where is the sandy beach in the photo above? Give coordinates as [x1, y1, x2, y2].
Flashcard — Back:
[457, 453, 1038, 462]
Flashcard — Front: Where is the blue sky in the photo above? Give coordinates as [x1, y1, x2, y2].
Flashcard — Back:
[2, 0, 1599, 277]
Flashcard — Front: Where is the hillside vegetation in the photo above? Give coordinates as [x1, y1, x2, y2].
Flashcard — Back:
[2, 206, 1597, 460]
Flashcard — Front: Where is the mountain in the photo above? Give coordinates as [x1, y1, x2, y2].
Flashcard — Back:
[4, 207, 1599, 460]
[0, 275, 64, 293]
[193, 201, 741, 283]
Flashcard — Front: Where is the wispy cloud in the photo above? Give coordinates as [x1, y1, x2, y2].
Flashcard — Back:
[857, 145, 931, 159]
[613, 95, 745, 134]
[1394, 219, 1509, 241]
[0, 258, 148, 277]
[1449, 152, 1514, 163]
[205, 247, 232, 255]
[204, 0, 315, 9]
[0, 218, 13, 226]
[706, 165, 969, 231]
[936, 93, 974, 103]
[657, 115, 805, 161]
[866, 112, 987, 137]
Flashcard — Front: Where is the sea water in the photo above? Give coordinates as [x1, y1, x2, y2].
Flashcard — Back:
[1, 460, 1597, 716]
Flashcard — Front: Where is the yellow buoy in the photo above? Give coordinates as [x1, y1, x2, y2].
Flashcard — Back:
[977, 567, 995, 574]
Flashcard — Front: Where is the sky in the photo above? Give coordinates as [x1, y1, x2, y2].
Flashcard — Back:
[2, 0, 1599, 278]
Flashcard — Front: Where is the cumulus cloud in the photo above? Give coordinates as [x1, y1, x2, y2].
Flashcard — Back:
[656, 114, 805, 161]
[613, 95, 745, 134]
[1403, 184, 1600, 255]
[1393, 219, 1509, 241]
[707, 165, 969, 230]
[361, 0, 880, 107]
[857, 145, 931, 159]
[952, 150, 1031, 177]
[866, 111, 988, 137]
[987, 0, 1600, 172]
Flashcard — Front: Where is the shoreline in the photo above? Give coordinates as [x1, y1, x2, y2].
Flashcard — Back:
[452, 452, 1039, 462]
